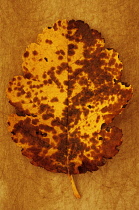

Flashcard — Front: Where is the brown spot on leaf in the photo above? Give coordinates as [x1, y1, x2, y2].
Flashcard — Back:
[68, 44, 75, 56]
[42, 113, 54, 120]
[24, 73, 33, 79]
[25, 91, 31, 98]
[8, 87, 12, 92]
[58, 56, 63, 60]
[42, 73, 47, 79]
[60, 50, 65, 55]
[24, 51, 29, 57]
[27, 81, 32, 85]
[51, 97, 59, 102]
[17, 76, 22, 80]
[53, 23, 58, 31]
[17, 92, 21, 97]
[32, 119, 39, 125]
[45, 39, 53, 44]
[58, 20, 61, 26]
[32, 50, 38, 56]
[44, 57, 48, 62]
[43, 80, 47, 85]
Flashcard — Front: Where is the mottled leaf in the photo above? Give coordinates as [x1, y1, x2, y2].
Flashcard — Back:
[7, 20, 132, 177]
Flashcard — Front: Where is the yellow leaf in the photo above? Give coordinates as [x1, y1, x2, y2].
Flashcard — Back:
[6, 19, 133, 197]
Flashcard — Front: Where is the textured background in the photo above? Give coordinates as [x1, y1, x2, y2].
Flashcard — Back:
[0, 0, 139, 209]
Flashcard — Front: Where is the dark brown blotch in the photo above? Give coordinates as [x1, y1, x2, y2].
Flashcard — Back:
[109, 58, 115, 66]
[75, 59, 85, 65]
[33, 97, 39, 103]
[8, 87, 12, 92]
[68, 44, 76, 56]
[17, 76, 22, 80]
[42, 73, 47, 79]
[12, 78, 16, 82]
[50, 97, 59, 102]
[55, 50, 60, 55]
[44, 57, 48, 62]
[121, 82, 130, 87]
[63, 80, 68, 86]
[67, 20, 99, 47]
[63, 98, 68, 105]
[79, 77, 88, 86]
[39, 124, 54, 132]
[51, 119, 61, 126]
[68, 44, 78, 50]
[48, 79, 52, 84]
[25, 91, 31, 98]
[17, 92, 21, 97]
[53, 23, 58, 31]
[27, 81, 32, 85]
[96, 116, 100, 123]
[41, 96, 47, 101]
[58, 56, 63, 60]
[60, 50, 65, 55]
[43, 80, 47, 85]
[42, 113, 54, 120]
[45, 39, 53, 44]
[23, 66, 28, 72]
[39, 104, 48, 113]
[32, 119, 39, 125]
[24, 51, 29, 58]
[58, 20, 61, 26]
[24, 73, 33, 79]
[32, 50, 38, 56]
[83, 108, 89, 117]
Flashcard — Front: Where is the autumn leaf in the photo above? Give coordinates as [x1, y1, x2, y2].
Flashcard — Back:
[6, 20, 132, 198]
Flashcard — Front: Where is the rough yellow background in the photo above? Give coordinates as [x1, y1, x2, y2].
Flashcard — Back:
[0, 0, 139, 209]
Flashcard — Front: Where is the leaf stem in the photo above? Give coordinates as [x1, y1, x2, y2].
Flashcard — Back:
[68, 174, 81, 199]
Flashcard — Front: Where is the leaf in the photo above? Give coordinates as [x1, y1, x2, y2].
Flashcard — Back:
[6, 20, 132, 197]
